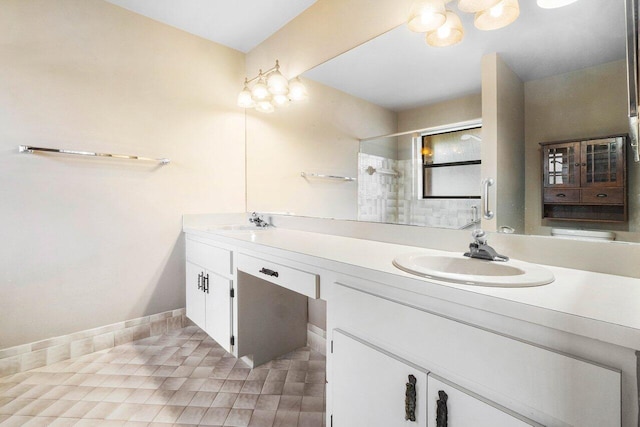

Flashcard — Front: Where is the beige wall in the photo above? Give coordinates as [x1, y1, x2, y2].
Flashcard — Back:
[246, 80, 396, 220]
[0, 0, 246, 348]
[524, 60, 639, 241]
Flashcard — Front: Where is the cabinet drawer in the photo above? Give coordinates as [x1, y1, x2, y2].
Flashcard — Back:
[427, 376, 541, 427]
[237, 253, 319, 299]
[543, 188, 580, 203]
[581, 187, 624, 204]
[186, 238, 232, 276]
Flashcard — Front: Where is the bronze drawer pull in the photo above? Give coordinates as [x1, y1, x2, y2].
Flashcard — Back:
[556, 193, 566, 198]
[596, 193, 608, 198]
[259, 268, 279, 278]
[436, 390, 448, 427]
[405, 375, 417, 422]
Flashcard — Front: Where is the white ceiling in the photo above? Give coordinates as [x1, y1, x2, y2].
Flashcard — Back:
[104, 0, 317, 53]
[304, 0, 627, 111]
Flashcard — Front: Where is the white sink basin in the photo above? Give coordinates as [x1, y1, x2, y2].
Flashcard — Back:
[393, 252, 554, 287]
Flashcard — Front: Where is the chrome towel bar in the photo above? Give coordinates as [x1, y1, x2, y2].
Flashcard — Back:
[300, 172, 356, 182]
[18, 145, 170, 165]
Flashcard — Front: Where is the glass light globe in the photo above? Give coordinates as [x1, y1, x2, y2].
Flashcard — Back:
[407, 0, 447, 32]
[255, 100, 275, 113]
[237, 88, 254, 108]
[426, 11, 464, 47]
[288, 77, 308, 102]
[267, 70, 289, 95]
[474, 0, 519, 31]
[272, 94, 290, 106]
[457, 0, 501, 13]
[251, 75, 270, 101]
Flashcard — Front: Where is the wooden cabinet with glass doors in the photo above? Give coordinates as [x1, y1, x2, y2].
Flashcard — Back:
[540, 135, 627, 222]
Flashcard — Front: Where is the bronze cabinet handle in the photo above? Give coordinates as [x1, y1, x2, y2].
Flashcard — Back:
[596, 193, 608, 198]
[259, 268, 279, 278]
[405, 375, 417, 422]
[436, 390, 448, 427]
[556, 193, 566, 197]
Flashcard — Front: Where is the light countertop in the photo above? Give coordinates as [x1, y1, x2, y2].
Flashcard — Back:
[184, 224, 640, 350]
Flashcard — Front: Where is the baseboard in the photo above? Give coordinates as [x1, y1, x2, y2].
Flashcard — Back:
[0, 308, 186, 377]
[307, 323, 327, 356]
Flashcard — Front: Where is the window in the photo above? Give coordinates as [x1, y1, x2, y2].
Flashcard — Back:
[422, 127, 481, 199]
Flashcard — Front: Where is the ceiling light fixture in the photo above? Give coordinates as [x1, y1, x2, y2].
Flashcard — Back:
[457, 0, 501, 13]
[536, 0, 579, 8]
[407, 0, 520, 47]
[475, 0, 520, 31]
[237, 60, 307, 113]
[426, 10, 465, 47]
[407, 0, 449, 32]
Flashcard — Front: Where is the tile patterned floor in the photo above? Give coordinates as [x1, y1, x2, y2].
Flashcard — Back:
[0, 326, 326, 426]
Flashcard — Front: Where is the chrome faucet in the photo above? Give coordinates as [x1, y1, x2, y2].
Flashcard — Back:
[249, 212, 270, 228]
[464, 229, 509, 262]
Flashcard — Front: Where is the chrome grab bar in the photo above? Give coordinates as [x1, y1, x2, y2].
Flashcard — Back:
[365, 166, 398, 177]
[18, 145, 170, 165]
[482, 178, 495, 219]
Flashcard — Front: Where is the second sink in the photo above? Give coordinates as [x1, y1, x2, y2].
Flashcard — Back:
[393, 252, 554, 287]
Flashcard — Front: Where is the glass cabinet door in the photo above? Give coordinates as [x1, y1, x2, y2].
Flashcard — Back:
[581, 137, 624, 187]
[543, 142, 579, 188]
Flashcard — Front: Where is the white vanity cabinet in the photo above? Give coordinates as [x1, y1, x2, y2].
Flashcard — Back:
[331, 329, 540, 427]
[183, 224, 637, 426]
[185, 233, 313, 367]
[331, 330, 428, 427]
[185, 237, 234, 353]
[329, 283, 621, 427]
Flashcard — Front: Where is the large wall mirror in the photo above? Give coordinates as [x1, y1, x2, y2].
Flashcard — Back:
[245, 0, 639, 242]
[296, 0, 640, 242]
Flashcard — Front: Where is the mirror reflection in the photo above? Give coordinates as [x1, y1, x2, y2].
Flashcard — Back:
[302, 0, 639, 242]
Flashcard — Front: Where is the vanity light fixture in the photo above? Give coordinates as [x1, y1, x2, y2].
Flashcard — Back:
[407, 0, 520, 47]
[536, 0, 579, 8]
[237, 60, 307, 113]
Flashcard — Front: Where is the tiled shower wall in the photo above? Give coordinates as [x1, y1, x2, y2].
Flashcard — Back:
[358, 154, 478, 229]
[357, 153, 399, 223]
[397, 160, 479, 229]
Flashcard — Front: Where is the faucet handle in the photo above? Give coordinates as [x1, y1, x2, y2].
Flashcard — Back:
[471, 229, 487, 245]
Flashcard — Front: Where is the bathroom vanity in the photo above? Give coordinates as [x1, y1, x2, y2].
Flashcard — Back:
[183, 217, 640, 427]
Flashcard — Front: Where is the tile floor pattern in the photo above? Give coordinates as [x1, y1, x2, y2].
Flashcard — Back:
[0, 326, 326, 426]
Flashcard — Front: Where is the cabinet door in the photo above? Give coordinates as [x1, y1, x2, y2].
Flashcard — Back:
[204, 272, 233, 353]
[427, 376, 541, 427]
[332, 330, 428, 427]
[186, 261, 206, 330]
[542, 142, 580, 188]
[580, 137, 624, 187]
